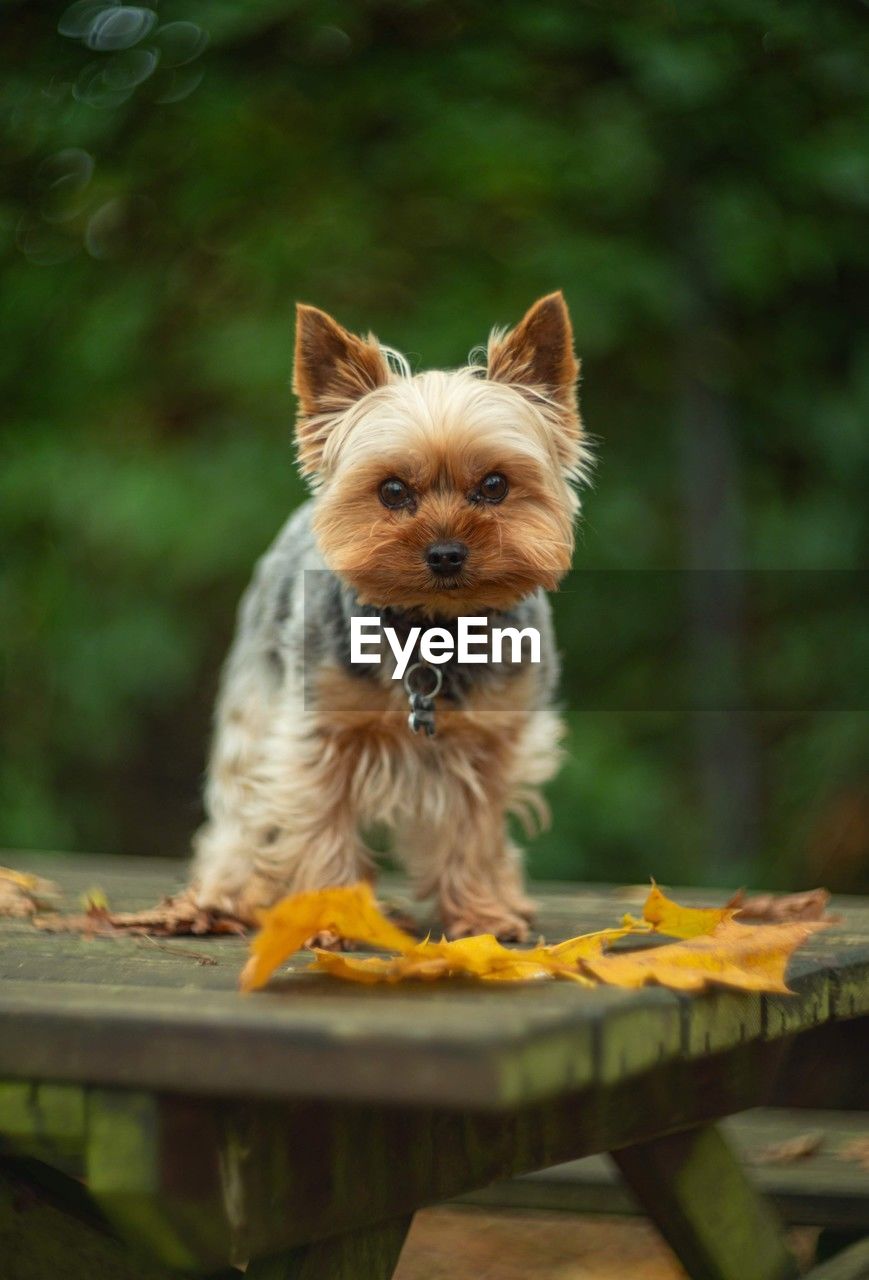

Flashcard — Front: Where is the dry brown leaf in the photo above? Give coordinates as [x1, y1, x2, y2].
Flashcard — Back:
[727, 887, 838, 924]
[839, 1137, 869, 1171]
[583, 918, 827, 994]
[34, 886, 246, 938]
[754, 1133, 824, 1164]
[0, 866, 60, 919]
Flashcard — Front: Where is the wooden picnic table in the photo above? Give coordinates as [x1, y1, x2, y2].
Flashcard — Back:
[1, 852, 867, 1280]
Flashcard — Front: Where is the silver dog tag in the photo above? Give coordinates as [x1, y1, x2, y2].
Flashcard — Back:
[403, 663, 443, 737]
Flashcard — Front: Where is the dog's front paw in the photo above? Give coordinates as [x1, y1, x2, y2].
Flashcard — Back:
[194, 872, 287, 926]
[307, 930, 359, 952]
[510, 894, 538, 923]
[444, 911, 531, 943]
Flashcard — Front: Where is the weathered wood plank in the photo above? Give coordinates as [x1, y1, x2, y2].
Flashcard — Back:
[0, 1158, 239, 1280]
[2, 854, 865, 1276]
[804, 1237, 869, 1280]
[769, 1021, 869, 1111]
[245, 1216, 413, 1280]
[2, 854, 867, 1109]
[0, 978, 683, 1108]
[1, 1033, 807, 1268]
[87, 1089, 235, 1272]
[0, 1027, 862, 1270]
[613, 1123, 799, 1280]
[0, 1081, 86, 1153]
[461, 1108, 869, 1229]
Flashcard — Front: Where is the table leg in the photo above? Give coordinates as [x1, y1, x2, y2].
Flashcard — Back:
[804, 1236, 869, 1280]
[1, 1158, 239, 1280]
[245, 1214, 414, 1280]
[612, 1123, 799, 1280]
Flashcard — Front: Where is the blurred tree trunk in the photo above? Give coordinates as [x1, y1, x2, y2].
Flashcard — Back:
[676, 271, 761, 884]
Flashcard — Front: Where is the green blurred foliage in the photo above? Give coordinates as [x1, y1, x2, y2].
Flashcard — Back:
[1, 0, 867, 888]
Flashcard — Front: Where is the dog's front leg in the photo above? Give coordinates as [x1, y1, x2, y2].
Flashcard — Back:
[401, 798, 536, 942]
[194, 724, 373, 922]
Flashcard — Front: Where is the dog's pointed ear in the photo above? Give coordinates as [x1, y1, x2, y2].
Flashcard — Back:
[487, 292, 583, 472]
[293, 303, 390, 476]
[487, 292, 579, 408]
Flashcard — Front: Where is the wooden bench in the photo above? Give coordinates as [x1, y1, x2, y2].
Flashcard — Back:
[1, 852, 867, 1280]
[462, 1107, 869, 1229]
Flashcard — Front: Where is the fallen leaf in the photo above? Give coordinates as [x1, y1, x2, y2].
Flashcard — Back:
[0, 866, 60, 919]
[839, 1137, 869, 1171]
[727, 887, 838, 924]
[311, 952, 412, 984]
[548, 927, 639, 962]
[310, 934, 595, 985]
[81, 887, 109, 912]
[240, 882, 826, 993]
[240, 882, 417, 991]
[754, 1133, 824, 1164]
[34, 886, 246, 938]
[583, 918, 827, 994]
[641, 883, 734, 938]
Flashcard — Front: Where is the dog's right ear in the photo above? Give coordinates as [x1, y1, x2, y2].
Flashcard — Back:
[293, 304, 389, 474]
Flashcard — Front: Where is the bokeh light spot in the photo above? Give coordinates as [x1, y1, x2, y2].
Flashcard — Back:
[73, 60, 135, 108]
[86, 6, 157, 51]
[154, 66, 205, 104]
[84, 197, 126, 258]
[102, 46, 160, 91]
[58, 1, 116, 40]
[308, 25, 353, 63]
[16, 214, 78, 265]
[36, 148, 95, 223]
[153, 21, 209, 68]
[36, 148, 95, 195]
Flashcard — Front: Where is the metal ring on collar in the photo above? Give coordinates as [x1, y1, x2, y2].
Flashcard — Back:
[403, 662, 443, 699]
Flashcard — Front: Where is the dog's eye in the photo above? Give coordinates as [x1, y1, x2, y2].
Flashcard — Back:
[479, 472, 508, 504]
[379, 478, 412, 509]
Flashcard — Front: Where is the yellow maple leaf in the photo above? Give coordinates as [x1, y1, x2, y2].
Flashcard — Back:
[0, 867, 43, 891]
[641, 882, 734, 938]
[548, 926, 636, 963]
[418, 934, 554, 976]
[239, 882, 416, 991]
[311, 935, 563, 984]
[310, 952, 410, 984]
[0, 865, 60, 919]
[583, 918, 827, 994]
[240, 882, 824, 994]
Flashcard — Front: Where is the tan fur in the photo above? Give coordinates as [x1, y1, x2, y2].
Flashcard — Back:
[193, 294, 585, 939]
[487, 291, 583, 469]
[312, 369, 583, 615]
[197, 663, 561, 935]
[294, 303, 391, 476]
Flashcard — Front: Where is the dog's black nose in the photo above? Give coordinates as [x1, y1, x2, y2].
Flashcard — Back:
[425, 540, 469, 575]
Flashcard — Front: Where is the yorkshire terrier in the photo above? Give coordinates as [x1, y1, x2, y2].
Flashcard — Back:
[192, 292, 588, 940]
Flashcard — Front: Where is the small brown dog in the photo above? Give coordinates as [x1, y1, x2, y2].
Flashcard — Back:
[192, 293, 589, 939]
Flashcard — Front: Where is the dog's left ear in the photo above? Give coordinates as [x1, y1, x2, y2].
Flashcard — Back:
[487, 292, 582, 471]
[487, 291, 579, 407]
[294, 303, 390, 474]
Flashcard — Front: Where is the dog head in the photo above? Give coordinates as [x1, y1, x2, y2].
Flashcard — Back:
[294, 293, 589, 614]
